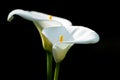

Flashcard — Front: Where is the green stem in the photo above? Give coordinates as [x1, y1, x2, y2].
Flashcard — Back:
[54, 63, 60, 80]
[47, 52, 52, 80]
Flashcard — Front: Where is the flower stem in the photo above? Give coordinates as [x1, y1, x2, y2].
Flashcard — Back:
[54, 63, 60, 80]
[47, 52, 52, 80]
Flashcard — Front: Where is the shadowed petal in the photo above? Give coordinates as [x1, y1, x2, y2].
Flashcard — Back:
[53, 43, 73, 63]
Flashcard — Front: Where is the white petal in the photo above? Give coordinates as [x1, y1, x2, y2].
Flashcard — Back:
[7, 9, 42, 22]
[31, 11, 72, 26]
[42, 26, 99, 44]
[30, 11, 52, 20]
[30, 11, 72, 29]
[30, 11, 63, 30]
[7, 9, 54, 22]
[33, 20, 62, 30]
[8, 9, 63, 21]
[42, 27, 74, 44]
[66, 26, 100, 44]
[7, 9, 72, 30]
[53, 43, 73, 63]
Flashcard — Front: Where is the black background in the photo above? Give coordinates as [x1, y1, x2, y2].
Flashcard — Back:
[0, 0, 120, 80]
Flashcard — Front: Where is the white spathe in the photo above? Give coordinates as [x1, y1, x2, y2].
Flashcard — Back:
[7, 9, 72, 53]
[7, 9, 100, 63]
[7, 9, 72, 31]
[42, 26, 99, 63]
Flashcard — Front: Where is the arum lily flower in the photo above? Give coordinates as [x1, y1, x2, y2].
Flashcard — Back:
[7, 9, 72, 52]
[7, 9, 73, 80]
[42, 26, 99, 63]
[41, 26, 99, 80]
[7, 9, 100, 80]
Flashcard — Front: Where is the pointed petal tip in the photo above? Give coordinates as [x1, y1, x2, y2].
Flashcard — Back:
[7, 9, 24, 22]
[7, 14, 14, 22]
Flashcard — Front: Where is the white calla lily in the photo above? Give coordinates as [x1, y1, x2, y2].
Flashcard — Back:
[7, 9, 72, 52]
[7, 9, 99, 63]
[7, 9, 100, 80]
[42, 26, 99, 63]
